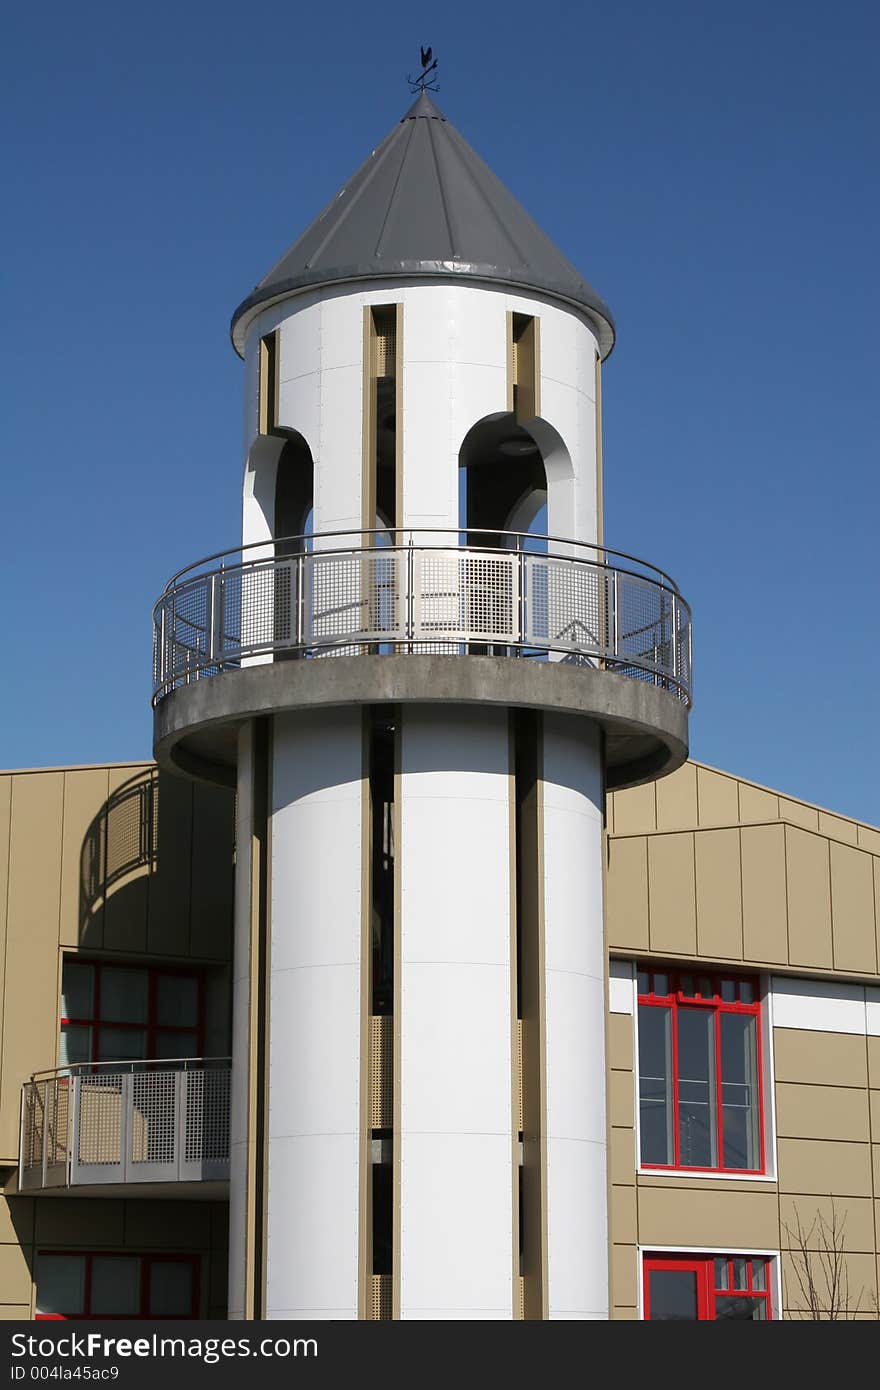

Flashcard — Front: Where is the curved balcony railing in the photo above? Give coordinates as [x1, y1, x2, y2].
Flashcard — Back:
[20, 1059, 231, 1190]
[152, 529, 692, 708]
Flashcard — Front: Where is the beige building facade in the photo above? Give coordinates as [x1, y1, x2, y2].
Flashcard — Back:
[0, 754, 877, 1318]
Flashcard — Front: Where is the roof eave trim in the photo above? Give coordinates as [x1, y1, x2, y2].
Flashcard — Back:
[230, 265, 616, 360]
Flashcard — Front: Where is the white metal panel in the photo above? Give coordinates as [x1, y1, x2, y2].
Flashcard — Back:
[770, 976, 867, 1035]
[540, 713, 608, 1319]
[316, 361, 362, 534]
[545, 1136, 608, 1318]
[867, 986, 880, 1036]
[398, 707, 513, 1319]
[265, 1133, 360, 1319]
[265, 709, 363, 1320]
[228, 725, 255, 1320]
[609, 959, 635, 1014]
[399, 1132, 513, 1319]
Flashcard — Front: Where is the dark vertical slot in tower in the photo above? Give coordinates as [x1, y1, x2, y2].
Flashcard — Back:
[371, 306, 398, 532]
[259, 331, 278, 436]
[368, 710, 396, 1315]
[514, 709, 545, 1318]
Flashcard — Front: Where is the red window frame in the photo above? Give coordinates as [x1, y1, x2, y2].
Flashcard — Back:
[60, 959, 205, 1064]
[637, 968, 765, 1174]
[643, 1253, 772, 1320]
[35, 1251, 200, 1320]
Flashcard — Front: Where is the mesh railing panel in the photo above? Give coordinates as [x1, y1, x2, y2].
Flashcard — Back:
[153, 537, 691, 705]
[184, 1067, 231, 1164]
[130, 1070, 176, 1165]
[77, 1074, 124, 1165]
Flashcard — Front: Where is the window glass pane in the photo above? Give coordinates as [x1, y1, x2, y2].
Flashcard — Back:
[35, 1255, 85, 1316]
[61, 963, 94, 1021]
[156, 975, 199, 1029]
[637, 971, 650, 996]
[97, 1027, 146, 1062]
[752, 1259, 766, 1291]
[653, 973, 668, 997]
[60, 1024, 92, 1068]
[638, 1005, 673, 1165]
[677, 1008, 718, 1166]
[715, 1295, 766, 1320]
[713, 1257, 728, 1289]
[149, 1260, 194, 1315]
[156, 1031, 199, 1060]
[720, 980, 736, 1003]
[739, 980, 754, 1004]
[720, 1013, 759, 1169]
[648, 1269, 698, 1320]
[680, 975, 694, 996]
[100, 968, 148, 1024]
[92, 1257, 140, 1315]
[697, 977, 712, 998]
[732, 1256, 748, 1290]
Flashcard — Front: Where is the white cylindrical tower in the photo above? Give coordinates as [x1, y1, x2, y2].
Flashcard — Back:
[151, 89, 691, 1320]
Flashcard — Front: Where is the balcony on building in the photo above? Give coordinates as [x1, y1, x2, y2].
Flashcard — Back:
[151, 527, 693, 791]
[20, 1057, 231, 1198]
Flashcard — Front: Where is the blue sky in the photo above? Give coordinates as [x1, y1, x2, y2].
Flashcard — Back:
[3, 1, 878, 822]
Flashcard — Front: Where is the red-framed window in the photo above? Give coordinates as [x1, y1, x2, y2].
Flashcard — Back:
[34, 1252, 200, 1319]
[637, 968, 764, 1173]
[643, 1253, 772, 1320]
[60, 960, 204, 1067]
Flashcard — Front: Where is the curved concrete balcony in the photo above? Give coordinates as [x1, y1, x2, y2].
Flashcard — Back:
[20, 1059, 230, 1198]
[151, 530, 692, 789]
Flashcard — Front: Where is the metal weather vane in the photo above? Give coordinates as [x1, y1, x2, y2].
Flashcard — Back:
[408, 46, 439, 93]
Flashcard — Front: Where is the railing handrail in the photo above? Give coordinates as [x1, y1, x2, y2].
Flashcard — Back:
[27, 1056, 231, 1083]
[159, 527, 683, 596]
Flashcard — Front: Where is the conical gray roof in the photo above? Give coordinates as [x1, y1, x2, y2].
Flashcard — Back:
[231, 93, 615, 358]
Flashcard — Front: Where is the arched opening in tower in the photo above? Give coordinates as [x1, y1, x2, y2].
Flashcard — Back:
[458, 413, 548, 550]
[274, 430, 314, 548]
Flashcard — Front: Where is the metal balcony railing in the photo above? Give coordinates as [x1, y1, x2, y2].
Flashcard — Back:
[20, 1059, 231, 1191]
[151, 529, 692, 707]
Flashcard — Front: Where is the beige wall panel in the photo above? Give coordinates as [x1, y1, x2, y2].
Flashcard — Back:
[774, 1028, 867, 1089]
[870, 1090, 880, 1135]
[777, 1138, 872, 1197]
[611, 783, 656, 836]
[778, 1193, 875, 1254]
[785, 827, 832, 970]
[34, 1199, 124, 1247]
[695, 766, 739, 828]
[123, 1200, 211, 1249]
[857, 825, 880, 855]
[655, 763, 697, 831]
[647, 833, 696, 957]
[60, 768, 110, 951]
[738, 782, 778, 824]
[611, 1244, 638, 1307]
[870, 1037, 880, 1089]
[0, 1245, 33, 1305]
[610, 1184, 637, 1245]
[819, 812, 859, 846]
[2, 773, 64, 1160]
[695, 828, 743, 960]
[189, 784, 235, 961]
[606, 837, 649, 952]
[102, 767, 150, 955]
[612, 1305, 638, 1318]
[608, 1012, 634, 1072]
[609, 1069, 634, 1129]
[779, 798, 819, 832]
[637, 1174, 778, 1195]
[0, 1199, 33, 1247]
[875, 860, 880, 970]
[780, 1249, 877, 1315]
[741, 824, 788, 964]
[0, 1306, 30, 1319]
[637, 1185, 780, 1248]
[146, 774, 193, 958]
[610, 1127, 636, 1185]
[775, 1082, 870, 1144]
[830, 842, 877, 974]
[0, 780, 11, 1113]
[873, 1144, 880, 1194]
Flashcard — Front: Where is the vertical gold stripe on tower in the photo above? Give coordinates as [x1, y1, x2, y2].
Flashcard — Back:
[243, 716, 271, 1319]
[595, 355, 604, 547]
[508, 716, 522, 1317]
[394, 303, 404, 535]
[391, 717, 402, 1321]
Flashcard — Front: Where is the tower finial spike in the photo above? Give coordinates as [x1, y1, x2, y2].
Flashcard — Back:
[407, 46, 439, 94]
